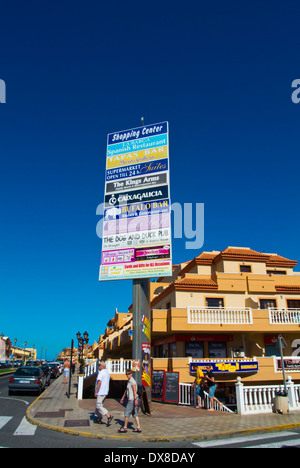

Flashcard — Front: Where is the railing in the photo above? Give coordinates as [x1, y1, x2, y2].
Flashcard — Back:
[188, 307, 253, 325]
[83, 359, 98, 378]
[179, 382, 233, 412]
[236, 376, 300, 414]
[78, 359, 133, 398]
[269, 308, 300, 325]
[106, 359, 132, 374]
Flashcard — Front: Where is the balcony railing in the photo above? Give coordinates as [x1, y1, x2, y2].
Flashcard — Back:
[269, 308, 300, 325]
[187, 307, 253, 325]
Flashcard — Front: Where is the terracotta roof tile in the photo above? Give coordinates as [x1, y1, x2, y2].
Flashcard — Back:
[275, 285, 300, 293]
[266, 254, 298, 268]
[215, 247, 270, 262]
[174, 277, 218, 290]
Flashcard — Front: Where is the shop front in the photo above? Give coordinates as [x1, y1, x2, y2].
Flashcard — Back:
[152, 334, 234, 359]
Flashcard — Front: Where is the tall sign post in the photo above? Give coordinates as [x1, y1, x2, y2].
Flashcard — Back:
[99, 121, 172, 409]
[278, 334, 288, 394]
[67, 339, 74, 398]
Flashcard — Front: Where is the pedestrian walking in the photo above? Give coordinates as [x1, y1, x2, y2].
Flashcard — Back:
[193, 364, 205, 408]
[63, 359, 70, 384]
[118, 369, 141, 433]
[204, 365, 223, 411]
[94, 361, 114, 426]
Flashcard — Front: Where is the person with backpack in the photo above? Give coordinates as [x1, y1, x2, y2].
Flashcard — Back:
[118, 369, 142, 433]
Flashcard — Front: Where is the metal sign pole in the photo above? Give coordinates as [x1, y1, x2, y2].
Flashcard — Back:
[278, 334, 287, 394]
[68, 339, 74, 398]
[132, 278, 151, 407]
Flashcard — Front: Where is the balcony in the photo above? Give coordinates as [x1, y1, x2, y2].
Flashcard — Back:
[269, 308, 300, 325]
[188, 307, 253, 325]
[152, 307, 300, 333]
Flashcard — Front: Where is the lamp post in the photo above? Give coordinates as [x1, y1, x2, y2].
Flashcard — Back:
[0, 333, 4, 361]
[14, 338, 17, 361]
[76, 331, 89, 374]
[24, 341, 27, 364]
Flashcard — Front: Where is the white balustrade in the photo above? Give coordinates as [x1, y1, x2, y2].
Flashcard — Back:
[188, 307, 253, 325]
[179, 383, 233, 412]
[106, 359, 132, 374]
[236, 376, 300, 414]
[269, 308, 300, 325]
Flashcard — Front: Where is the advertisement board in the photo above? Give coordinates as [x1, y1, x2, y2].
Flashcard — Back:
[189, 360, 259, 374]
[99, 121, 172, 281]
[274, 357, 300, 372]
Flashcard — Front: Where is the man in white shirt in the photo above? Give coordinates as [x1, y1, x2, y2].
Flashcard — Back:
[94, 361, 114, 426]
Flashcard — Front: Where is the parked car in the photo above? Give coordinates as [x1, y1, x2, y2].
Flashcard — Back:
[14, 360, 24, 368]
[47, 363, 60, 379]
[27, 360, 42, 367]
[8, 367, 46, 395]
[41, 364, 51, 386]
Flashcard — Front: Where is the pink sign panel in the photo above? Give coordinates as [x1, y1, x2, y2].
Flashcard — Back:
[101, 249, 135, 265]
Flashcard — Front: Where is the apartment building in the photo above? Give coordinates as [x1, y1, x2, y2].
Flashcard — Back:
[98, 247, 300, 390]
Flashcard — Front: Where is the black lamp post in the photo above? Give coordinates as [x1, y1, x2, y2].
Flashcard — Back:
[76, 331, 89, 373]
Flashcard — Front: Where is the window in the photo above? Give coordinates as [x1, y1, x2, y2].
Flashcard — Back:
[260, 299, 277, 309]
[206, 298, 224, 308]
[185, 342, 204, 359]
[287, 300, 300, 309]
[209, 342, 227, 359]
[265, 344, 281, 357]
[266, 270, 286, 275]
[265, 336, 281, 357]
[240, 265, 251, 273]
[169, 342, 177, 358]
[154, 345, 163, 358]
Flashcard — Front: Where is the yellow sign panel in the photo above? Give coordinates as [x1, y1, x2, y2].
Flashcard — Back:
[106, 145, 168, 169]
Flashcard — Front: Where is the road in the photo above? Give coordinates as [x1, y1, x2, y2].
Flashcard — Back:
[192, 431, 300, 448]
[1, 374, 300, 450]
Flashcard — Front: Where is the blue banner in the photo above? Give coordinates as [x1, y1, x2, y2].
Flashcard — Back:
[107, 133, 168, 158]
[190, 360, 259, 374]
[107, 121, 168, 145]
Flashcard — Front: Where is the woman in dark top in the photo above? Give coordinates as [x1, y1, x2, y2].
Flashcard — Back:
[205, 366, 223, 411]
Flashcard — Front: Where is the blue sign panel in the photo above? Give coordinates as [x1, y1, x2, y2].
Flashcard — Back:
[107, 121, 168, 145]
[107, 133, 168, 158]
[190, 360, 259, 374]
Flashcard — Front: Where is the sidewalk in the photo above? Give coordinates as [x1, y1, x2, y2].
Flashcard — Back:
[26, 375, 300, 442]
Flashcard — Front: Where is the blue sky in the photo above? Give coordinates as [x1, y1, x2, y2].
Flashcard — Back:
[0, 1, 300, 360]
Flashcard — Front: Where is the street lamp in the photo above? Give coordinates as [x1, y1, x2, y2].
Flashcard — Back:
[24, 341, 27, 364]
[13, 338, 17, 361]
[76, 331, 89, 373]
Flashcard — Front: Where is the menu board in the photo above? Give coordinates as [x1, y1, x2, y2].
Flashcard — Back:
[99, 121, 172, 281]
[151, 370, 165, 401]
[163, 372, 179, 404]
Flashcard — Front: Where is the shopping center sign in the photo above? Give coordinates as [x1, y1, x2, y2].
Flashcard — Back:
[99, 121, 172, 281]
